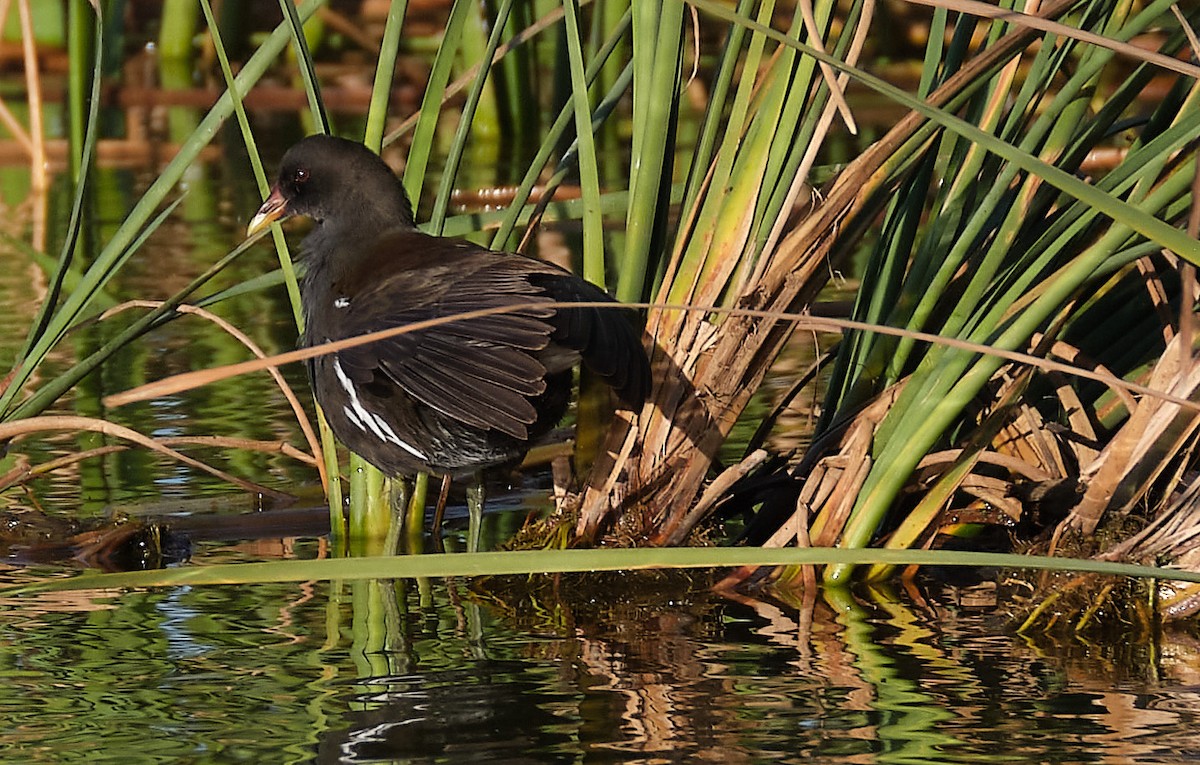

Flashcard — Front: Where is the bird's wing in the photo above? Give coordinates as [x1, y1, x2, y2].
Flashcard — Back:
[328, 241, 561, 440]
[526, 270, 651, 409]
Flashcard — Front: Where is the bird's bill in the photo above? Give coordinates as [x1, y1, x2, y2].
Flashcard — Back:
[247, 186, 289, 237]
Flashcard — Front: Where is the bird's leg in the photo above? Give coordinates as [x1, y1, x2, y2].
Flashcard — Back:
[431, 474, 452, 534]
[431, 473, 452, 553]
[384, 477, 410, 555]
[466, 472, 485, 553]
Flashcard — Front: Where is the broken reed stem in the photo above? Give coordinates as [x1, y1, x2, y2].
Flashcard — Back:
[0, 415, 289, 499]
[100, 302, 1200, 415]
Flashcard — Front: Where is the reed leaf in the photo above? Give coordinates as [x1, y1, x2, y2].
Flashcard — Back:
[561, 0, 605, 287]
[489, 10, 632, 250]
[9, 547, 1200, 595]
[20, 2, 102, 360]
[7, 207, 251, 423]
[429, 0, 515, 231]
[402, 0, 473, 206]
[618, 1, 684, 302]
[200, 0, 304, 329]
[364, 1, 407, 152]
[278, 0, 329, 134]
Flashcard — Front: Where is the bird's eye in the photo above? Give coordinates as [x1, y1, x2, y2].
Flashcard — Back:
[293, 167, 309, 186]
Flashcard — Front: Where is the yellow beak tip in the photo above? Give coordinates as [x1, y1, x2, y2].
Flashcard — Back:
[246, 211, 274, 238]
[247, 186, 289, 239]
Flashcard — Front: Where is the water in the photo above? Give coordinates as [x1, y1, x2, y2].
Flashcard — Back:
[3, 563, 1200, 763]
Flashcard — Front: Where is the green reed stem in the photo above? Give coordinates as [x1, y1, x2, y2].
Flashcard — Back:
[364, 1, 407, 151]
[430, 0, 517, 232]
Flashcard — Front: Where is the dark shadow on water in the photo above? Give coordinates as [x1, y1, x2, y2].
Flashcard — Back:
[321, 665, 578, 764]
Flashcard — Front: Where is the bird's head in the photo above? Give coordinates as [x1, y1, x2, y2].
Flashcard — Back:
[247, 135, 415, 238]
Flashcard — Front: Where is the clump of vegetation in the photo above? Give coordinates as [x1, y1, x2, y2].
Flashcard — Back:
[563, 1, 1200, 601]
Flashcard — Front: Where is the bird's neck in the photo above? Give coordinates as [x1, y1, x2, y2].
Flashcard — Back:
[302, 198, 414, 258]
[305, 170, 414, 243]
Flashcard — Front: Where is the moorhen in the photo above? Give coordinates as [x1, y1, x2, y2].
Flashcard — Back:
[247, 135, 650, 549]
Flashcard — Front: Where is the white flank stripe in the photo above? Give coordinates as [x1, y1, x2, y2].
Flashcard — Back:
[333, 359, 427, 461]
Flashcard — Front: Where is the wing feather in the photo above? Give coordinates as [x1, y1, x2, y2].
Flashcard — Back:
[323, 229, 649, 437]
[330, 236, 559, 436]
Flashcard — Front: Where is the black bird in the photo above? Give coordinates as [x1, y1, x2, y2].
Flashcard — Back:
[247, 135, 650, 549]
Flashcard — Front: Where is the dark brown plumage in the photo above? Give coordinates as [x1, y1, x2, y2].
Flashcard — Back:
[248, 135, 649, 526]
